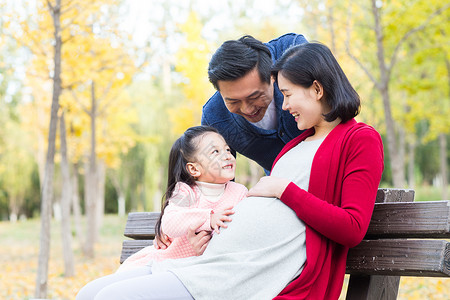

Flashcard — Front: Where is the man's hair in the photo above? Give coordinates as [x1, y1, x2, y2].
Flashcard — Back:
[208, 35, 272, 90]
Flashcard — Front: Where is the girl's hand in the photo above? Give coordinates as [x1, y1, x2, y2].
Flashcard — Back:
[210, 206, 235, 234]
[247, 176, 291, 199]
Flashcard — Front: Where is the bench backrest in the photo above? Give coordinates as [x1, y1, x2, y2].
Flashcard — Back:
[120, 188, 450, 299]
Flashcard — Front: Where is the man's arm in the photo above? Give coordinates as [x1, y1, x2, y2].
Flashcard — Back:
[266, 33, 308, 61]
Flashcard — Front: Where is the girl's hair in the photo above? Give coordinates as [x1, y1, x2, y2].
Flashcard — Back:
[155, 125, 220, 238]
[271, 42, 360, 123]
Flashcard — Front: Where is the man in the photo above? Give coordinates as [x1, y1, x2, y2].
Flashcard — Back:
[202, 33, 308, 173]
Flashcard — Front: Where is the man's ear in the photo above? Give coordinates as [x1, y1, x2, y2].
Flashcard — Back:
[186, 163, 201, 178]
[313, 80, 324, 100]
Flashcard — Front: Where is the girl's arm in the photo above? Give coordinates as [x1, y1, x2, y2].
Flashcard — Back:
[249, 129, 383, 247]
[158, 182, 212, 238]
[163, 206, 211, 238]
[163, 204, 235, 237]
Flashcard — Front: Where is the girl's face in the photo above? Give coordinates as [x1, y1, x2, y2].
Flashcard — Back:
[188, 132, 236, 184]
[278, 73, 326, 131]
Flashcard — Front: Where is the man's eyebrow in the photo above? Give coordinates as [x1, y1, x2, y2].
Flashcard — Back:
[224, 91, 262, 101]
[224, 97, 239, 101]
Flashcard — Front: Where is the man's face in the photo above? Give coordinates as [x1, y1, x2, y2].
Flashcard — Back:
[217, 68, 274, 123]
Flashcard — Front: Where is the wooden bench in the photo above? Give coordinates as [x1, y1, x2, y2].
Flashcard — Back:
[120, 188, 450, 299]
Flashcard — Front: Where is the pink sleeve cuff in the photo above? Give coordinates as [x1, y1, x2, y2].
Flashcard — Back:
[196, 209, 213, 232]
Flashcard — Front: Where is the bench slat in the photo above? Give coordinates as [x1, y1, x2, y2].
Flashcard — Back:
[366, 201, 450, 238]
[121, 239, 450, 277]
[375, 188, 414, 203]
[122, 201, 450, 240]
[346, 239, 450, 276]
[120, 240, 154, 264]
[124, 212, 160, 239]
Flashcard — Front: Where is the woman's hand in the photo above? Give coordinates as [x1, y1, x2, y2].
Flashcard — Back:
[247, 176, 291, 199]
[154, 233, 172, 250]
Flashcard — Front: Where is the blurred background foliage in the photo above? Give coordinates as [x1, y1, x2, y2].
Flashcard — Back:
[0, 0, 448, 243]
[0, 0, 449, 298]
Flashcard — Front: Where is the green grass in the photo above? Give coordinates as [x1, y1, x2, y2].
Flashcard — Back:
[414, 185, 449, 201]
[0, 214, 128, 300]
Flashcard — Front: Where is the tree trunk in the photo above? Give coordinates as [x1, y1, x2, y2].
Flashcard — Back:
[118, 193, 126, 216]
[35, 1, 62, 297]
[110, 172, 126, 217]
[37, 101, 47, 191]
[9, 196, 19, 222]
[71, 162, 85, 252]
[95, 159, 106, 241]
[59, 112, 75, 277]
[53, 201, 62, 221]
[153, 167, 165, 212]
[84, 81, 98, 258]
[398, 125, 406, 182]
[139, 183, 147, 211]
[442, 57, 450, 200]
[371, 0, 405, 187]
[408, 139, 416, 189]
[439, 133, 448, 200]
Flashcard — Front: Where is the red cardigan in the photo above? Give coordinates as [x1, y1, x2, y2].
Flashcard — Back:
[273, 119, 384, 300]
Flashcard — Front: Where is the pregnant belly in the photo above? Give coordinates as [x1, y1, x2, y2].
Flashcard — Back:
[204, 196, 305, 255]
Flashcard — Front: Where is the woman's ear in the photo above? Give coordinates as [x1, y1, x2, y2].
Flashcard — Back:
[313, 80, 324, 100]
[186, 163, 201, 179]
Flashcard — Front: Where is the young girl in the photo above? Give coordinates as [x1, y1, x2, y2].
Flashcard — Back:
[119, 125, 248, 271]
[76, 126, 247, 298]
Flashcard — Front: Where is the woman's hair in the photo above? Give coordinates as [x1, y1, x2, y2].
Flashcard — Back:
[155, 125, 220, 237]
[271, 42, 360, 123]
[208, 35, 272, 90]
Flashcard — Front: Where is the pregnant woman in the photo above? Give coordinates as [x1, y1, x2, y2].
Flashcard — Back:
[77, 42, 383, 300]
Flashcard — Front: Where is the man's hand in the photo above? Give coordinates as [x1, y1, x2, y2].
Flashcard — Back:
[187, 225, 212, 256]
[154, 233, 172, 250]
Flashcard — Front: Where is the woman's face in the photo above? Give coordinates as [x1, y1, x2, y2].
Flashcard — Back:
[189, 132, 236, 184]
[277, 73, 325, 131]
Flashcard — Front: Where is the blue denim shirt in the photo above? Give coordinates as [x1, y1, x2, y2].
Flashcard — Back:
[201, 33, 308, 173]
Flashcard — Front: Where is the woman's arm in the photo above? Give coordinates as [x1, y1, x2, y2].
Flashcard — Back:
[249, 129, 383, 247]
